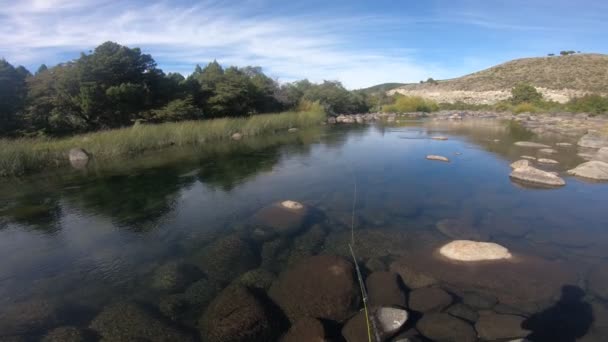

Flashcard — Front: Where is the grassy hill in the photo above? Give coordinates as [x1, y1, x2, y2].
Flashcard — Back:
[387, 54, 608, 104]
[396, 54, 608, 93]
[359, 82, 407, 94]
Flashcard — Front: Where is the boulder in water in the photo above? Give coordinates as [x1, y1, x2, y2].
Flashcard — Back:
[389, 259, 438, 289]
[252, 201, 309, 238]
[200, 285, 280, 342]
[269, 255, 359, 322]
[510, 159, 530, 169]
[578, 131, 608, 148]
[538, 158, 558, 164]
[439, 240, 512, 262]
[342, 307, 408, 342]
[151, 260, 203, 292]
[426, 155, 450, 162]
[408, 287, 452, 312]
[0, 299, 61, 336]
[281, 317, 327, 342]
[510, 165, 566, 187]
[514, 141, 550, 148]
[366, 271, 407, 308]
[42, 326, 85, 342]
[539, 148, 558, 154]
[431, 136, 448, 140]
[567, 161, 608, 181]
[521, 155, 536, 160]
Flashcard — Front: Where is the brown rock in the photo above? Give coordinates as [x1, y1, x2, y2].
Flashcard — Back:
[416, 313, 476, 342]
[281, 318, 327, 342]
[408, 287, 452, 312]
[200, 285, 279, 342]
[475, 312, 529, 340]
[269, 255, 359, 322]
[389, 259, 437, 289]
[366, 272, 407, 308]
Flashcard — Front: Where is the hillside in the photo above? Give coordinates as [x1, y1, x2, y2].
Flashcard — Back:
[359, 83, 407, 94]
[389, 54, 608, 104]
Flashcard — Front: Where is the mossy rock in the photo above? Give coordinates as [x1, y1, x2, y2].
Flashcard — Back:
[151, 260, 204, 292]
[89, 302, 195, 342]
[42, 326, 85, 342]
[193, 234, 260, 284]
[236, 268, 276, 291]
[183, 277, 221, 308]
[0, 299, 62, 336]
[199, 285, 281, 342]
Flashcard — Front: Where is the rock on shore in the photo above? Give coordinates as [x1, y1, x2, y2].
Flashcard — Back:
[510, 165, 566, 187]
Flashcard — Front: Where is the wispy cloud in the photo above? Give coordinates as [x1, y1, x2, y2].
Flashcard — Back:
[0, 0, 605, 88]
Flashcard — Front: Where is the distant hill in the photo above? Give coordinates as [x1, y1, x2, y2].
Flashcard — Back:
[387, 54, 608, 104]
[359, 83, 407, 94]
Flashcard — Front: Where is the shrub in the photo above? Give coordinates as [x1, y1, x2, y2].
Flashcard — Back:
[566, 95, 608, 115]
[513, 102, 539, 114]
[383, 96, 439, 113]
[511, 84, 543, 105]
[150, 97, 202, 122]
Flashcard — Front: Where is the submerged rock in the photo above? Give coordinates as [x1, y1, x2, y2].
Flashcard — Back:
[578, 131, 608, 148]
[539, 148, 558, 154]
[426, 155, 450, 162]
[521, 155, 536, 160]
[510, 165, 566, 187]
[567, 161, 608, 181]
[42, 326, 85, 342]
[200, 285, 279, 342]
[0, 299, 61, 336]
[193, 234, 259, 284]
[408, 287, 452, 312]
[342, 307, 408, 342]
[235, 268, 276, 291]
[151, 260, 203, 292]
[281, 317, 327, 342]
[366, 271, 407, 308]
[390, 259, 438, 289]
[90, 302, 194, 342]
[435, 218, 488, 240]
[446, 303, 479, 323]
[269, 255, 359, 322]
[439, 240, 512, 261]
[416, 313, 476, 342]
[183, 277, 221, 307]
[514, 141, 550, 148]
[252, 201, 309, 238]
[475, 312, 529, 340]
[462, 291, 498, 309]
[556, 142, 573, 146]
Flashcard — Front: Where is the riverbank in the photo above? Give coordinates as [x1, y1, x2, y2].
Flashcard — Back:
[0, 108, 325, 177]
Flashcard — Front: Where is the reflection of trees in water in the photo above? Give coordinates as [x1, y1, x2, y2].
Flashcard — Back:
[64, 170, 189, 231]
[0, 193, 62, 232]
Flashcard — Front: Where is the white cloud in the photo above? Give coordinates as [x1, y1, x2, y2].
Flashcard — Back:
[0, 0, 447, 88]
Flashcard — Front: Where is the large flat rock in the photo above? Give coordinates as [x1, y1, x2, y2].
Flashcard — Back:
[510, 165, 565, 187]
[568, 161, 608, 181]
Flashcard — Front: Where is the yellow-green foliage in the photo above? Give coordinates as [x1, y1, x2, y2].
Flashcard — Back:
[513, 102, 540, 114]
[383, 95, 439, 113]
[0, 105, 325, 177]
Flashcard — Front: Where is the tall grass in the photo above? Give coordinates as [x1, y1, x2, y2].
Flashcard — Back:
[383, 95, 439, 113]
[0, 105, 325, 177]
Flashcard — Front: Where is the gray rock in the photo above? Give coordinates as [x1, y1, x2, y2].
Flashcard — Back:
[539, 148, 558, 154]
[68, 148, 89, 169]
[90, 302, 194, 342]
[475, 312, 529, 340]
[538, 158, 559, 164]
[556, 142, 573, 146]
[521, 155, 536, 160]
[288, 128, 298, 133]
[578, 131, 608, 148]
[416, 313, 476, 342]
[409, 287, 452, 312]
[426, 155, 450, 162]
[594, 147, 608, 162]
[514, 141, 551, 148]
[200, 285, 279, 342]
[366, 272, 407, 308]
[510, 165, 566, 187]
[511, 159, 530, 169]
[567, 161, 608, 181]
[342, 307, 408, 342]
[447, 303, 479, 322]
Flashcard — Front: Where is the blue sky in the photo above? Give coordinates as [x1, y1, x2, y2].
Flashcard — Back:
[1, 0, 607, 88]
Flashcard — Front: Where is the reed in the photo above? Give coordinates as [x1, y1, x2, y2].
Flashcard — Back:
[0, 106, 325, 177]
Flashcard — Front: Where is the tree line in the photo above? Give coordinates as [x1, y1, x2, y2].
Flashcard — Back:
[1, 41, 370, 137]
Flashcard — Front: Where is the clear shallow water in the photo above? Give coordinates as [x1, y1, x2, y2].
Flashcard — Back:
[1, 120, 608, 341]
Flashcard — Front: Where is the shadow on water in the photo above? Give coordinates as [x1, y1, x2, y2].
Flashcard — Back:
[522, 285, 593, 342]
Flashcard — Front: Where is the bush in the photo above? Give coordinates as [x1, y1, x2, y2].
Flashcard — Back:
[566, 95, 608, 115]
[383, 95, 439, 113]
[150, 97, 203, 122]
[511, 84, 543, 105]
[513, 102, 539, 114]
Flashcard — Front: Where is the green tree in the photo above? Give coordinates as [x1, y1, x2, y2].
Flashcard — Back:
[0, 59, 29, 135]
[511, 84, 543, 105]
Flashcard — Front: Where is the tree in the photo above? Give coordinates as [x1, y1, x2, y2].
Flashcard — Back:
[511, 84, 543, 105]
[548, 53, 555, 57]
[0, 59, 29, 135]
[426, 77, 438, 85]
